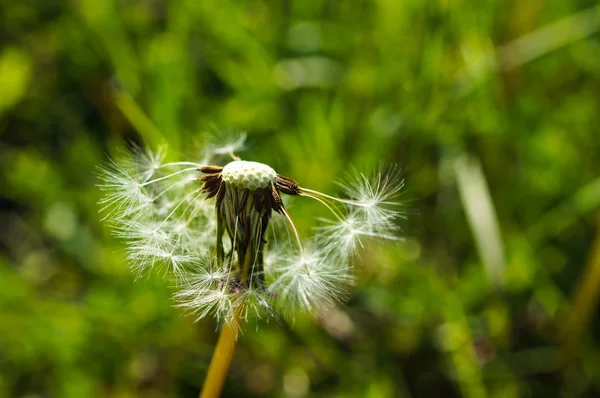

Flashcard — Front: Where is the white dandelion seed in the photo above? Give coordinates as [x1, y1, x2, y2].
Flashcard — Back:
[268, 243, 354, 314]
[205, 131, 247, 160]
[316, 213, 367, 258]
[300, 165, 405, 257]
[338, 165, 406, 230]
[97, 158, 151, 221]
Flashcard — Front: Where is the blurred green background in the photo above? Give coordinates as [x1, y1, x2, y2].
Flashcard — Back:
[1, 1, 600, 397]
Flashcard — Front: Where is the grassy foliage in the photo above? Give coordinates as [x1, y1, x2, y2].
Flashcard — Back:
[1, 1, 600, 397]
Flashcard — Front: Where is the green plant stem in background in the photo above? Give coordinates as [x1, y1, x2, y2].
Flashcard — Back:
[113, 90, 166, 151]
[557, 214, 600, 366]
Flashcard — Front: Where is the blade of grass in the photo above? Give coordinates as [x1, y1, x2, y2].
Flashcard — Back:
[556, 214, 600, 366]
[454, 154, 505, 289]
[113, 90, 165, 150]
[456, 5, 600, 95]
[527, 177, 600, 244]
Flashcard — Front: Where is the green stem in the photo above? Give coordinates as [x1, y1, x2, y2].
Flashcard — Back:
[199, 247, 253, 398]
[199, 309, 242, 398]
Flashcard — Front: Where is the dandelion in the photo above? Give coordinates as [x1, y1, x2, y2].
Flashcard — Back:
[98, 135, 405, 397]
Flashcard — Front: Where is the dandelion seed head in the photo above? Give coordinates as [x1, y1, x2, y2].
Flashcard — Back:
[221, 160, 277, 190]
[99, 139, 404, 327]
